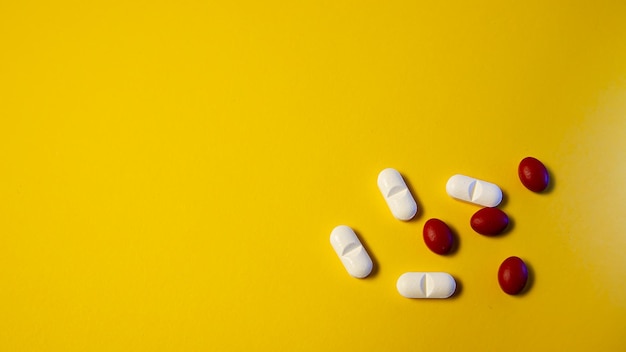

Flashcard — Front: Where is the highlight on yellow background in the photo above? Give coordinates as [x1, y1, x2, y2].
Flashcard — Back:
[1, 1, 625, 351]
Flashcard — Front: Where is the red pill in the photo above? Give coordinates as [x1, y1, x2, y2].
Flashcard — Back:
[423, 218, 454, 255]
[518, 157, 549, 192]
[470, 207, 509, 236]
[498, 256, 528, 295]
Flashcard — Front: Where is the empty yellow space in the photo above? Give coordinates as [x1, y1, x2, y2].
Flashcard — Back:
[1, 1, 625, 350]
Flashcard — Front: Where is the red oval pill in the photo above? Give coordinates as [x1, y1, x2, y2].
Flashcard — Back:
[470, 207, 509, 236]
[423, 218, 454, 255]
[498, 256, 528, 295]
[518, 157, 549, 192]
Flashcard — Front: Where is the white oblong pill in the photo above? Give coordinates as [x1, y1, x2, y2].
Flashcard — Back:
[330, 225, 373, 279]
[377, 168, 417, 221]
[446, 174, 502, 207]
[396, 272, 456, 298]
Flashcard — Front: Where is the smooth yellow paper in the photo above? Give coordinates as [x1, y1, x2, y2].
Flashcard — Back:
[1, 1, 625, 350]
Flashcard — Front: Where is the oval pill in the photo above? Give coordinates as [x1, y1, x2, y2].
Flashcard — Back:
[330, 225, 373, 279]
[498, 256, 528, 295]
[446, 174, 502, 207]
[470, 207, 509, 236]
[396, 272, 456, 298]
[518, 157, 549, 192]
[377, 168, 417, 221]
[423, 218, 454, 254]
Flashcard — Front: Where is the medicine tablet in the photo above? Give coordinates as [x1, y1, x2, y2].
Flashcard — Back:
[377, 168, 417, 221]
[423, 218, 454, 254]
[470, 207, 509, 236]
[396, 272, 456, 298]
[330, 225, 373, 279]
[498, 256, 528, 295]
[446, 174, 502, 207]
[518, 157, 549, 192]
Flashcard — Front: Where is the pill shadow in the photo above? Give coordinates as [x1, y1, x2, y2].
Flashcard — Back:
[353, 228, 380, 279]
[488, 213, 515, 238]
[500, 214, 515, 236]
[401, 176, 423, 222]
[517, 259, 535, 296]
[443, 222, 461, 256]
[498, 189, 509, 208]
[541, 164, 556, 194]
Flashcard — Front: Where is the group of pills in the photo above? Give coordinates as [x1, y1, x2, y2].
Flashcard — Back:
[330, 157, 550, 299]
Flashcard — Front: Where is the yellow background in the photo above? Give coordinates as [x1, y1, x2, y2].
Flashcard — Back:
[1, 1, 626, 350]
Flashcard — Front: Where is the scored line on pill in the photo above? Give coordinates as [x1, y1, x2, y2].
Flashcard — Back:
[426, 274, 435, 297]
[330, 225, 373, 279]
[377, 168, 418, 221]
[420, 275, 427, 296]
[397, 272, 456, 299]
[386, 185, 406, 198]
[468, 180, 477, 200]
[341, 243, 361, 257]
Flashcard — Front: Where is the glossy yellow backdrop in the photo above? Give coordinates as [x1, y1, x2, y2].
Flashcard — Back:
[1, 1, 626, 351]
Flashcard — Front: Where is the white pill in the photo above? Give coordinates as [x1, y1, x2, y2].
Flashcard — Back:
[377, 168, 417, 221]
[446, 174, 502, 207]
[330, 225, 373, 279]
[396, 272, 456, 299]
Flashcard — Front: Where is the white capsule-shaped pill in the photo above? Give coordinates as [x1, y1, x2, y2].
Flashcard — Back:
[377, 168, 417, 221]
[446, 174, 502, 207]
[396, 272, 456, 299]
[330, 225, 373, 279]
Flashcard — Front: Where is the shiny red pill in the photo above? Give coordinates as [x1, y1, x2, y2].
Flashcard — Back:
[470, 207, 509, 236]
[518, 157, 549, 192]
[423, 218, 454, 255]
[498, 256, 528, 295]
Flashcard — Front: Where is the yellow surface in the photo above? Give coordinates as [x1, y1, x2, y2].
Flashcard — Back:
[1, 1, 626, 351]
